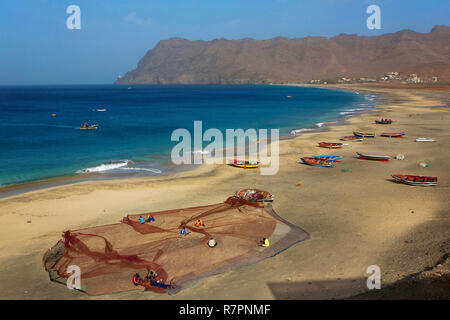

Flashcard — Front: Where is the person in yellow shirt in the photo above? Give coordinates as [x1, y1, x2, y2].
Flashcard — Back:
[260, 237, 269, 247]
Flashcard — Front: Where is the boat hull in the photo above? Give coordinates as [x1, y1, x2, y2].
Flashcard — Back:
[354, 132, 375, 138]
[357, 153, 390, 161]
[318, 142, 343, 149]
[230, 160, 260, 168]
[380, 133, 405, 138]
[341, 136, 363, 141]
[310, 156, 342, 162]
[392, 175, 437, 186]
[301, 157, 333, 167]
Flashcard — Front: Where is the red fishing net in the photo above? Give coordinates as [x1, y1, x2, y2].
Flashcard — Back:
[43, 196, 309, 295]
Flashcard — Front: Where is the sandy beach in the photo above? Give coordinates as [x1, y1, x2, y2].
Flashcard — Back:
[0, 85, 448, 300]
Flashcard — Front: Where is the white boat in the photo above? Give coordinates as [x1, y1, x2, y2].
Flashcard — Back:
[415, 138, 436, 142]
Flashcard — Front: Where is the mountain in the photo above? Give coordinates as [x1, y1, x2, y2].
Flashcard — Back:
[115, 26, 450, 85]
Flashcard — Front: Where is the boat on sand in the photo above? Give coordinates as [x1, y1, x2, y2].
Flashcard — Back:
[354, 131, 375, 138]
[415, 137, 436, 142]
[300, 157, 333, 167]
[375, 119, 392, 124]
[310, 155, 342, 162]
[230, 159, 260, 168]
[357, 152, 390, 161]
[392, 174, 437, 186]
[380, 132, 405, 138]
[318, 142, 343, 149]
[341, 136, 363, 142]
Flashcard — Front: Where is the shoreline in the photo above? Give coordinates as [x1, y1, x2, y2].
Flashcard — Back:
[0, 84, 448, 299]
[0, 85, 377, 198]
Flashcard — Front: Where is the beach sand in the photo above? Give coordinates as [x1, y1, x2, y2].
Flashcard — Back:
[0, 85, 448, 300]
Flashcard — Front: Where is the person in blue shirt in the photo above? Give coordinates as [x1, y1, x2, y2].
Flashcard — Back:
[139, 216, 145, 224]
[180, 227, 186, 236]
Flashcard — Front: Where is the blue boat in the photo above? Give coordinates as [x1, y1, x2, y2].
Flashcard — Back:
[310, 155, 343, 162]
[380, 132, 405, 138]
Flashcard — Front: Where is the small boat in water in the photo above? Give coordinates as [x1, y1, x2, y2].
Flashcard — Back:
[80, 123, 98, 130]
[310, 155, 342, 162]
[96, 108, 107, 112]
[300, 157, 333, 167]
[392, 174, 437, 186]
[375, 119, 392, 124]
[318, 142, 344, 149]
[357, 152, 390, 161]
[230, 159, 260, 168]
[341, 136, 363, 142]
[354, 131, 375, 138]
[234, 188, 274, 202]
[380, 132, 405, 138]
[415, 137, 436, 142]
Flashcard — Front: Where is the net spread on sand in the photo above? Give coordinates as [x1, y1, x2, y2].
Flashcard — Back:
[43, 197, 309, 295]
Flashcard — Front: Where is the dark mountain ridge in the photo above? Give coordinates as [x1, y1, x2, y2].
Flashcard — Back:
[115, 26, 450, 85]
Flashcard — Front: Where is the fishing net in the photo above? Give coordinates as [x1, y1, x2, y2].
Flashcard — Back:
[43, 196, 309, 295]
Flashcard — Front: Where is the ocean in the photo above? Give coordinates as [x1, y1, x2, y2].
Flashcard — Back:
[0, 84, 376, 187]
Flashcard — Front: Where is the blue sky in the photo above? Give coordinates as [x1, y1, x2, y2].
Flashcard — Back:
[0, 0, 448, 85]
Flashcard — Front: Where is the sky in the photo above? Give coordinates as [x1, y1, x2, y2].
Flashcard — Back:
[0, 0, 448, 85]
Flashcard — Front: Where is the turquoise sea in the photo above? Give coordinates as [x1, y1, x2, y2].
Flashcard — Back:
[0, 85, 377, 187]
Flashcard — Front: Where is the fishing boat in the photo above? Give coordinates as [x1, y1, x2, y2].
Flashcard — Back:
[310, 155, 342, 162]
[375, 119, 392, 124]
[415, 137, 436, 142]
[234, 189, 274, 202]
[80, 123, 98, 130]
[353, 131, 375, 138]
[357, 152, 390, 161]
[230, 159, 260, 168]
[380, 132, 405, 138]
[300, 157, 333, 167]
[96, 108, 107, 112]
[392, 174, 437, 186]
[318, 142, 343, 149]
[341, 136, 363, 142]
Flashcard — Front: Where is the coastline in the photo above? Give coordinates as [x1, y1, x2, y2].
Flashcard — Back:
[0, 84, 448, 299]
[0, 85, 376, 198]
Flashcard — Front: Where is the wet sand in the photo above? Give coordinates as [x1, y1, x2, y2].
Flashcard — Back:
[0, 85, 448, 300]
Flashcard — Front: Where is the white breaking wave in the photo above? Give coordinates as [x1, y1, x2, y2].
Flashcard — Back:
[120, 167, 162, 174]
[78, 160, 132, 173]
[316, 122, 324, 127]
[78, 160, 162, 175]
[291, 128, 315, 135]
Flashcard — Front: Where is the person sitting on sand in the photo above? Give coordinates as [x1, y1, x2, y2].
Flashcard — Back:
[132, 273, 142, 286]
[139, 216, 145, 224]
[195, 219, 205, 227]
[260, 237, 270, 247]
[146, 215, 155, 223]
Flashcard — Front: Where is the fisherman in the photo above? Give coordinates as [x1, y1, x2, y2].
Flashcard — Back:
[195, 219, 204, 227]
[260, 237, 270, 247]
[139, 216, 145, 224]
[132, 273, 142, 286]
[146, 215, 155, 223]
